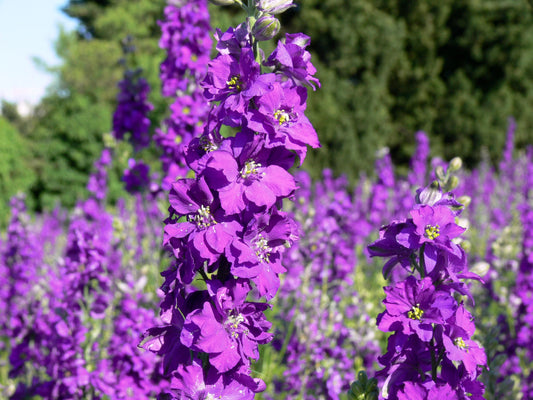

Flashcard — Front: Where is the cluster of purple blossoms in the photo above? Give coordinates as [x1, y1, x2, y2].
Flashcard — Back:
[155, 0, 212, 189]
[142, 0, 321, 397]
[510, 145, 533, 397]
[266, 170, 381, 400]
[367, 161, 487, 399]
[5, 150, 167, 399]
[112, 68, 153, 152]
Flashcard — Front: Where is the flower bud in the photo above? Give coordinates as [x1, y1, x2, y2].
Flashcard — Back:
[435, 166, 446, 182]
[252, 15, 281, 41]
[460, 240, 472, 253]
[448, 175, 459, 190]
[415, 180, 442, 205]
[471, 261, 490, 277]
[457, 195, 471, 208]
[208, 0, 236, 5]
[448, 156, 463, 172]
[257, 0, 295, 15]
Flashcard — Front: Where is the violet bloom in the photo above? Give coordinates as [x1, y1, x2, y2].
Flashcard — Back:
[122, 158, 151, 193]
[396, 381, 458, 400]
[247, 82, 320, 164]
[438, 305, 487, 376]
[264, 32, 320, 89]
[202, 133, 296, 214]
[164, 177, 238, 271]
[411, 204, 465, 251]
[227, 211, 295, 299]
[168, 360, 255, 399]
[180, 279, 272, 373]
[203, 47, 276, 126]
[377, 276, 456, 342]
[367, 220, 419, 279]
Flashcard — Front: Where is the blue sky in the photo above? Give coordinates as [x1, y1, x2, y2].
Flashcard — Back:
[0, 0, 76, 106]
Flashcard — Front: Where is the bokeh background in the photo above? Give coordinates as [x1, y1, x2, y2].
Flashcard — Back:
[3, 0, 533, 222]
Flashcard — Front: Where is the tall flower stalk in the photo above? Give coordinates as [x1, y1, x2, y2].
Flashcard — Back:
[142, 0, 321, 397]
[155, 0, 212, 190]
[364, 159, 488, 399]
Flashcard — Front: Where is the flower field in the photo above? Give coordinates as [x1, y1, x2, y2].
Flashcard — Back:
[1, 1, 532, 399]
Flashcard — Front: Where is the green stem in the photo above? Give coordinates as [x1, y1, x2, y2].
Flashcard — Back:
[418, 243, 426, 278]
[430, 337, 438, 381]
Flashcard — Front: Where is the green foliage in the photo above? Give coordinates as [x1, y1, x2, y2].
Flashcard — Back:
[348, 371, 378, 400]
[24, 0, 167, 210]
[27, 93, 111, 210]
[278, 0, 533, 181]
[19, 0, 533, 207]
[0, 118, 35, 226]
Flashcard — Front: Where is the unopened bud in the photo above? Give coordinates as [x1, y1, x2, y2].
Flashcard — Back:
[257, 0, 295, 15]
[208, 0, 236, 5]
[416, 180, 442, 205]
[457, 195, 471, 208]
[471, 261, 490, 277]
[449, 157, 463, 172]
[252, 15, 280, 41]
[460, 240, 472, 253]
[435, 166, 446, 182]
[448, 175, 459, 190]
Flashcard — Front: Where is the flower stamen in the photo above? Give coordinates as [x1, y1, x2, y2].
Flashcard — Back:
[424, 224, 440, 240]
[407, 304, 424, 320]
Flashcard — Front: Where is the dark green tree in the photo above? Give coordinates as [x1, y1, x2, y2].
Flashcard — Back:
[0, 117, 35, 226]
[26, 0, 167, 210]
[280, 0, 533, 180]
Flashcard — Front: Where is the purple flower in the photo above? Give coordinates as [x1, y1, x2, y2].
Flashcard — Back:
[411, 204, 465, 250]
[123, 158, 151, 193]
[264, 33, 320, 89]
[227, 211, 294, 299]
[438, 305, 487, 376]
[180, 279, 272, 372]
[168, 360, 256, 399]
[202, 133, 296, 214]
[247, 82, 320, 163]
[377, 276, 456, 341]
[203, 47, 276, 126]
[164, 177, 238, 270]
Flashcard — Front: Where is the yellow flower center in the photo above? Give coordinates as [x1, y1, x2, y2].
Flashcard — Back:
[226, 75, 242, 91]
[254, 235, 272, 263]
[425, 224, 440, 240]
[454, 337, 468, 350]
[240, 160, 261, 178]
[274, 109, 290, 125]
[407, 305, 424, 320]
